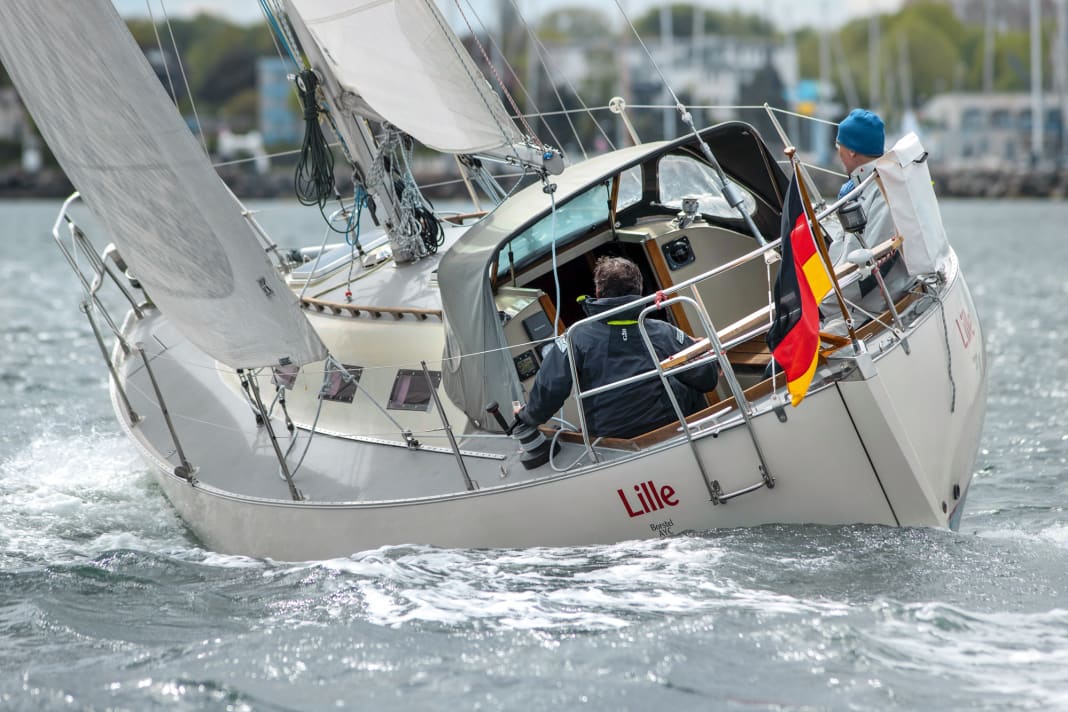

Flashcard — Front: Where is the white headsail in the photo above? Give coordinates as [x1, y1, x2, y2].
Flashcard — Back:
[285, 0, 527, 156]
[0, 0, 326, 369]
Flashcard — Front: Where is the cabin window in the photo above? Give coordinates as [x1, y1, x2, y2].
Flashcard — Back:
[320, 363, 363, 403]
[272, 364, 300, 390]
[616, 164, 643, 209]
[387, 369, 441, 412]
[657, 154, 756, 218]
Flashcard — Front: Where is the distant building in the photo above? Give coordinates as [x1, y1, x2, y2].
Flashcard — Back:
[258, 56, 301, 147]
[644, 36, 796, 124]
[536, 35, 796, 146]
[920, 92, 1066, 169]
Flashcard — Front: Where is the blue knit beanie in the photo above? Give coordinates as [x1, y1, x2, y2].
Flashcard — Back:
[836, 109, 885, 156]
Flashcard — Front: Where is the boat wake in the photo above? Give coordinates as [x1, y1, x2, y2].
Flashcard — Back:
[862, 602, 1068, 709]
[252, 537, 852, 631]
[0, 427, 195, 567]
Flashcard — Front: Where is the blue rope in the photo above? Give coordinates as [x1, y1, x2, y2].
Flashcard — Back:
[260, 0, 300, 68]
[345, 186, 368, 247]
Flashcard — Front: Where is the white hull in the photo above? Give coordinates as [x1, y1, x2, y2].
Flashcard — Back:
[113, 259, 985, 560]
[1, 0, 987, 561]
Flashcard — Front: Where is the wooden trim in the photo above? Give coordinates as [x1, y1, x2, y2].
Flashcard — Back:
[818, 332, 852, 347]
[717, 304, 772, 345]
[855, 288, 923, 340]
[301, 297, 442, 320]
[442, 211, 488, 225]
[537, 293, 566, 335]
[725, 336, 772, 367]
[643, 238, 695, 335]
[660, 337, 711, 369]
[608, 174, 621, 234]
[540, 427, 640, 452]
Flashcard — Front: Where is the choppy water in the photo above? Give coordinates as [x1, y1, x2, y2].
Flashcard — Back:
[1, 198, 1066, 710]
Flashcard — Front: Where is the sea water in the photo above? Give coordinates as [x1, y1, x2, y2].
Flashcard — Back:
[1, 198, 1067, 710]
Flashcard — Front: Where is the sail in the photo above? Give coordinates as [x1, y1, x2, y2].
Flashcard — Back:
[286, 0, 525, 155]
[0, 0, 326, 369]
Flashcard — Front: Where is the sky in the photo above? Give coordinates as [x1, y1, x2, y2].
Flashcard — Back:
[112, 0, 906, 32]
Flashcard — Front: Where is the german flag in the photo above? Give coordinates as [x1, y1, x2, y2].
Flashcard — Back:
[766, 175, 833, 406]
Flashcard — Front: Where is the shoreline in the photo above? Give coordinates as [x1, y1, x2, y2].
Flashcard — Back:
[4, 166, 1068, 201]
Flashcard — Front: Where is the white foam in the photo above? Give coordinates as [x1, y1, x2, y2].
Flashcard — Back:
[0, 428, 194, 564]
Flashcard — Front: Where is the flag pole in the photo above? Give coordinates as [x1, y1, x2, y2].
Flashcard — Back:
[784, 146, 861, 353]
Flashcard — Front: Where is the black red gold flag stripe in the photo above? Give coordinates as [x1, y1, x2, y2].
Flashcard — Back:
[766, 175, 832, 406]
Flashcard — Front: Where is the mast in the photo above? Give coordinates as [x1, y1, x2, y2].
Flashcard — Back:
[983, 0, 995, 94]
[617, 1, 633, 146]
[279, 0, 409, 260]
[831, 29, 860, 109]
[1056, 0, 1068, 162]
[659, 5, 674, 139]
[868, 13, 881, 112]
[817, 19, 831, 164]
[1031, 0, 1043, 164]
[897, 33, 915, 135]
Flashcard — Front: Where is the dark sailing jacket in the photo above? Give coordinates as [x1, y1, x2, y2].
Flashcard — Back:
[517, 295, 719, 439]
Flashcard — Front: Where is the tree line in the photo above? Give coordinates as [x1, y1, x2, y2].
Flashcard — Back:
[0, 2, 1057, 154]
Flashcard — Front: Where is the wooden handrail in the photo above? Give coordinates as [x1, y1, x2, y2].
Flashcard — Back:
[301, 296, 442, 320]
[660, 337, 712, 370]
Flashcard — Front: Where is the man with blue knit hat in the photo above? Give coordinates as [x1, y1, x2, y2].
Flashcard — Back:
[826, 108, 911, 322]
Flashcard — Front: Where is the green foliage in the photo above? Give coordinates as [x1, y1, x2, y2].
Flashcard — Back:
[793, 1, 1057, 128]
[537, 6, 613, 42]
[219, 88, 260, 133]
[123, 14, 275, 131]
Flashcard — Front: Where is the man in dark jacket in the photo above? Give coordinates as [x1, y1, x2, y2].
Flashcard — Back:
[515, 256, 718, 440]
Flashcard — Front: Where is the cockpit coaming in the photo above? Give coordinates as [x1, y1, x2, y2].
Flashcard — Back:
[437, 122, 790, 431]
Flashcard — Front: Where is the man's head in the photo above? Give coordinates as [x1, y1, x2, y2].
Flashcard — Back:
[836, 108, 885, 172]
[593, 256, 642, 298]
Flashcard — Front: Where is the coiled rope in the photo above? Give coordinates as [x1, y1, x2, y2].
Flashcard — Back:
[369, 128, 444, 257]
[293, 69, 336, 210]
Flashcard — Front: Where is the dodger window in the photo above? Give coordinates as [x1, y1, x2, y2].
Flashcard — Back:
[658, 154, 756, 218]
[497, 166, 642, 278]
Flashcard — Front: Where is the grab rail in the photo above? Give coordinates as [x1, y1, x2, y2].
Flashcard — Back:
[49, 194, 199, 479]
[561, 239, 781, 454]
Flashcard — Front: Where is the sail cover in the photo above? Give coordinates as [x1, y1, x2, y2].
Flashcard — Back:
[0, 0, 326, 369]
[286, 0, 524, 154]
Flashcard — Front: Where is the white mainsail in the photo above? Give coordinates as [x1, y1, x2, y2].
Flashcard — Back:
[0, 0, 326, 369]
[286, 0, 526, 155]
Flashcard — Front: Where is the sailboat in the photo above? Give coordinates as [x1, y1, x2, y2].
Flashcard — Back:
[0, 0, 986, 560]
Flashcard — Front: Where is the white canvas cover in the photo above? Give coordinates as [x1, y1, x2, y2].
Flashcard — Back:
[876, 132, 952, 275]
[0, 0, 326, 369]
[287, 0, 523, 154]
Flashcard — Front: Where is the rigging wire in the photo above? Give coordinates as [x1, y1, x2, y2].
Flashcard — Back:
[613, 1, 766, 243]
[506, 0, 617, 158]
[459, 0, 568, 156]
[259, 0, 301, 67]
[142, 0, 209, 158]
[369, 128, 444, 257]
[450, 0, 543, 149]
[262, 0, 364, 242]
[612, 0, 685, 116]
[158, 0, 209, 158]
[143, 1, 179, 107]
